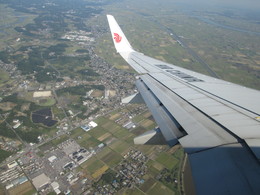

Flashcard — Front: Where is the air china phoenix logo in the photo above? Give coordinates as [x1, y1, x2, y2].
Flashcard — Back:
[114, 33, 122, 43]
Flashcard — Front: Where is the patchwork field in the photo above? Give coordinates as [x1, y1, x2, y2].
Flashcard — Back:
[7, 181, 36, 195]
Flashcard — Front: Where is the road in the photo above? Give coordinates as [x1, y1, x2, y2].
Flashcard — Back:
[166, 27, 220, 78]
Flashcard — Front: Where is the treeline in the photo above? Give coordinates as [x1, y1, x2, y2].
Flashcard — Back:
[56, 84, 105, 96]
[35, 68, 57, 83]
[16, 44, 68, 82]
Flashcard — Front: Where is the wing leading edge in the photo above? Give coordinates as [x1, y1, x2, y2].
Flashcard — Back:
[106, 15, 260, 194]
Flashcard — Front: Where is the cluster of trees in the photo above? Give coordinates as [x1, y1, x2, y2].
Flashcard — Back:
[35, 67, 57, 83]
[0, 51, 10, 63]
[0, 149, 13, 163]
[77, 68, 100, 77]
[94, 169, 117, 187]
[17, 48, 44, 74]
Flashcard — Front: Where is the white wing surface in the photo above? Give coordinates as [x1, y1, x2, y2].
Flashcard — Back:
[107, 15, 260, 195]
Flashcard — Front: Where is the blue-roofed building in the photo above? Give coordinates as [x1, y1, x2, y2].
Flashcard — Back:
[81, 125, 90, 132]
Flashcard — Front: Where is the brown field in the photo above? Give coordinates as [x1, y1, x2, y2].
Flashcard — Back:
[92, 165, 109, 179]
[140, 119, 154, 128]
[98, 132, 112, 141]
[168, 145, 181, 154]
[182, 58, 191, 62]
[143, 111, 152, 118]
[8, 181, 35, 195]
[91, 90, 103, 97]
[115, 65, 130, 70]
[109, 113, 120, 120]
[109, 90, 116, 97]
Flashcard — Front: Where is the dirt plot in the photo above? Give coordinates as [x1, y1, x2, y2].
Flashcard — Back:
[109, 90, 116, 97]
[91, 90, 103, 97]
[98, 132, 112, 141]
[143, 111, 152, 118]
[140, 119, 154, 128]
[0, 102, 17, 111]
[168, 145, 181, 155]
[8, 181, 35, 195]
[109, 113, 120, 120]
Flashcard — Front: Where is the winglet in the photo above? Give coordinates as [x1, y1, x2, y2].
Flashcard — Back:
[107, 15, 134, 53]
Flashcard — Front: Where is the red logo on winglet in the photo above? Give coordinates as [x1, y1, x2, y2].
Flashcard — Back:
[114, 33, 122, 43]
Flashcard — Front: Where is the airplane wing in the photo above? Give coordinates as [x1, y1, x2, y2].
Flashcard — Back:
[106, 15, 260, 195]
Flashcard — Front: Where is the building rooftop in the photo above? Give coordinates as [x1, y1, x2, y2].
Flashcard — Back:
[32, 173, 50, 190]
[48, 155, 57, 163]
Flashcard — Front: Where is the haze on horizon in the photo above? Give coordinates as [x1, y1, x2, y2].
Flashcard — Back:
[171, 0, 260, 20]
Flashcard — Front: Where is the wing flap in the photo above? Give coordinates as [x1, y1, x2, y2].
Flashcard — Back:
[135, 78, 185, 146]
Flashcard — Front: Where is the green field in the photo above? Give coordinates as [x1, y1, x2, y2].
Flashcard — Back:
[119, 188, 146, 195]
[146, 182, 174, 195]
[76, 134, 99, 148]
[101, 150, 122, 168]
[51, 134, 69, 146]
[139, 178, 157, 193]
[109, 140, 131, 155]
[81, 157, 105, 174]
[37, 98, 56, 107]
[88, 126, 108, 139]
[0, 69, 9, 85]
[156, 152, 179, 170]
